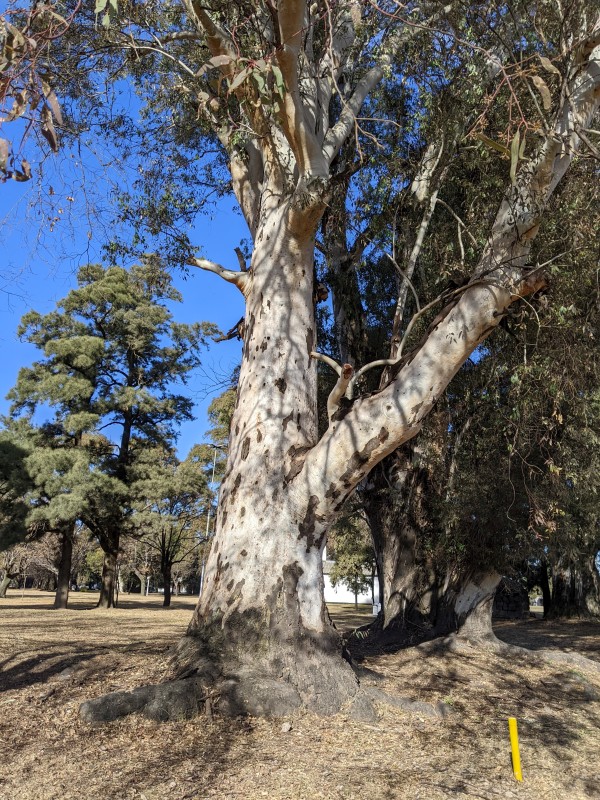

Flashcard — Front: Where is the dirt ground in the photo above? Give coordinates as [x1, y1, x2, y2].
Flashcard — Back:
[1, 591, 599, 800]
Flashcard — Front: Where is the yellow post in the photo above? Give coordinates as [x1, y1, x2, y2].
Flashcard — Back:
[508, 717, 523, 782]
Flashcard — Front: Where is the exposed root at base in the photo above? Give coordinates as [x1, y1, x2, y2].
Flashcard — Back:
[79, 662, 380, 725]
[79, 671, 308, 724]
[78, 671, 457, 727]
[415, 631, 600, 676]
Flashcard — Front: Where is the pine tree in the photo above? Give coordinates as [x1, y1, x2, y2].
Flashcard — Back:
[8, 259, 216, 607]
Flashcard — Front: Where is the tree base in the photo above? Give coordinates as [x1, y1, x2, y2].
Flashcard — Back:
[79, 672, 304, 724]
[79, 615, 378, 724]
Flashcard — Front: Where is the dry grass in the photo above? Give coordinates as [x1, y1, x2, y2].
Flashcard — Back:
[1, 591, 599, 800]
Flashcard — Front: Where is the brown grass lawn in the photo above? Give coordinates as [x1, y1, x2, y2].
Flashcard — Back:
[1, 591, 599, 800]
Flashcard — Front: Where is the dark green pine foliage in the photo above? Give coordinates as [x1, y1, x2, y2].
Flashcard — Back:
[0, 425, 33, 551]
[8, 259, 216, 607]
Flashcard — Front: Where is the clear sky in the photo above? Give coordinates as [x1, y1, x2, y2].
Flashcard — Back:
[0, 158, 246, 456]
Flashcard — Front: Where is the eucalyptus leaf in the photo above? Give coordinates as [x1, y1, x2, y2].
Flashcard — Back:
[209, 55, 234, 68]
[538, 55, 561, 76]
[229, 66, 250, 93]
[531, 75, 552, 111]
[271, 65, 285, 97]
[510, 130, 520, 185]
[474, 133, 510, 157]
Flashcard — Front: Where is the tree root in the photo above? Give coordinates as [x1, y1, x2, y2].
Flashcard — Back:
[363, 686, 452, 720]
[79, 625, 600, 725]
[416, 631, 600, 676]
[79, 672, 308, 724]
[79, 670, 459, 726]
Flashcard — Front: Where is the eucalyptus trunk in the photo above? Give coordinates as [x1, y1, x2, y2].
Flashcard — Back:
[365, 471, 501, 639]
[434, 571, 502, 640]
[174, 199, 362, 715]
[364, 456, 438, 631]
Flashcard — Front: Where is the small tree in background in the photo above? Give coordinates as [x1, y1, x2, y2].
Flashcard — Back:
[0, 544, 29, 598]
[329, 514, 375, 611]
[132, 446, 210, 607]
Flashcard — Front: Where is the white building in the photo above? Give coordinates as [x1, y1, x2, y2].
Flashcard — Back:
[322, 546, 380, 609]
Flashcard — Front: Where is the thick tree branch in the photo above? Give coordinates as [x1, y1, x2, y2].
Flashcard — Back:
[185, 1, 237, 61]
[323, 5, 453, 165]
[275, 0, 329, 179]
[230, 142, 263, 238]
[327, 364, 354, 421]
[310, 350, 342, 375]
[293, 35, 600, 526]
[183, 0, 271, 227]
[322, 64, 383, 165]
[187, 257, 250, 295]
[476, 38, 600, 279]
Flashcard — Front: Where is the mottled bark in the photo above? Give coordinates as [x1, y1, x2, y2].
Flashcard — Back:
[454, 572, 502, 638]
[174, 198, 361, 716]
[79, 9, 600, 726]
[434, 571, 502, 640]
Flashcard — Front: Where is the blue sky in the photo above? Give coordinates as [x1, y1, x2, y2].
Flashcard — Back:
[0, 168, 246, 456]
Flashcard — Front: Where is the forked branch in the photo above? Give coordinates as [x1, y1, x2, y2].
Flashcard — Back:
[275, 0, 328, 178]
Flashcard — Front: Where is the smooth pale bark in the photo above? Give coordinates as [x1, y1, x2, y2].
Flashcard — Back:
[53, 527, 74, 610]
[435, 571, 502, 640]
[174, 196, 363, 715]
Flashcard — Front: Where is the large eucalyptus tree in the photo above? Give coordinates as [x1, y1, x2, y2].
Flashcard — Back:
[78, 2, 600, 722]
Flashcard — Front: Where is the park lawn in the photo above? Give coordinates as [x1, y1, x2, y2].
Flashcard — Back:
[0, 591, 599, 800]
